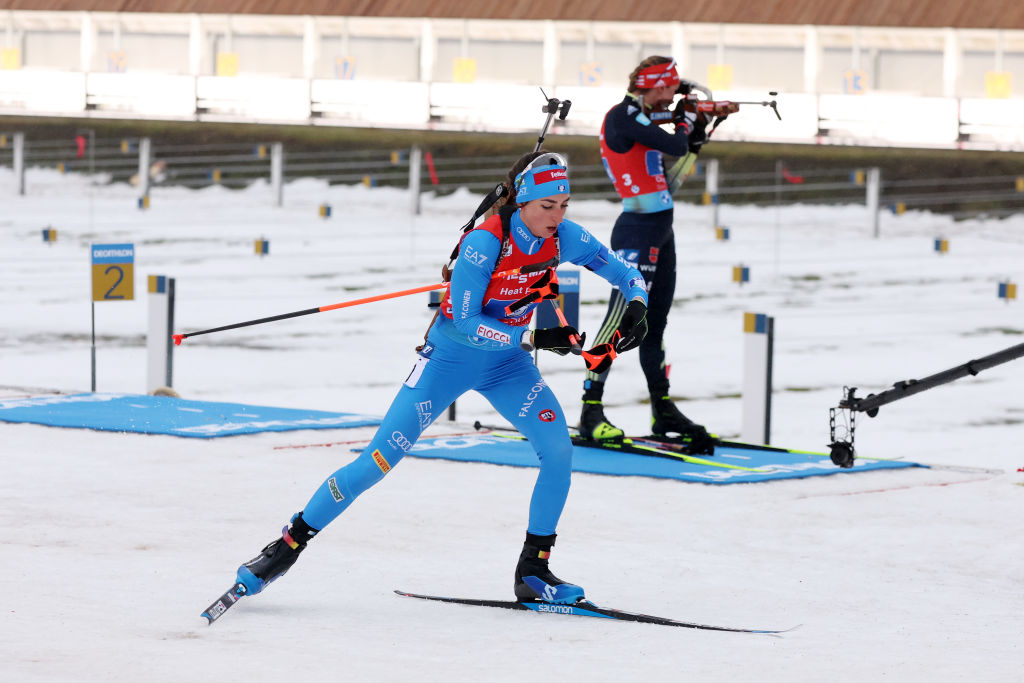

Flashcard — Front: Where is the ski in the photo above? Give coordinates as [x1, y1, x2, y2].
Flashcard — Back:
[485, 431, 767, 472]
[201, 582, 248, 624]
[570, 436, 766, 471]
[395, 590, 793, 635]
[632, 435, 789, 455]
[474, 420, 781, 464]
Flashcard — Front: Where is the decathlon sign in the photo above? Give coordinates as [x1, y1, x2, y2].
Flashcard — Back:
[91, 243, 135, 301]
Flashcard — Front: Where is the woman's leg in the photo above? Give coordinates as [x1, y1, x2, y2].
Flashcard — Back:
[301, 343, 470, 530]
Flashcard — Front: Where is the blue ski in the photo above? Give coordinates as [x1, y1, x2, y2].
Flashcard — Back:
[395, 590, 795, 635]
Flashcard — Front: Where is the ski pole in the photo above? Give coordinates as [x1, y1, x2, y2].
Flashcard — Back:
[455, 91, 571, 233]
[503, 270, 582, 355]
[550, 300, 583, 355]
[172, 282, 447, 345]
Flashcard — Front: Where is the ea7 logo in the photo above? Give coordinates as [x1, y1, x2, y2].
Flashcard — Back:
[462, 245, 489, 267]
[415, 401, 432, 429]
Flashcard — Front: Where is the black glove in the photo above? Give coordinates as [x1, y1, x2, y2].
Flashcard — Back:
[671, 99, 698, 132]
[687, 117, 709, 154]
[615, 299, 648, 353]
[533, 327, 586, 356]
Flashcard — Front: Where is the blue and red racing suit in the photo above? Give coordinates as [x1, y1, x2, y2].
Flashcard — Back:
[301, 206, 647, 537]
[589, 93, 695, 391]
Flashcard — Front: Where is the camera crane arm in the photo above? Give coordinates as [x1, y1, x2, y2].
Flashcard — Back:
[828, 341, 1024, 468]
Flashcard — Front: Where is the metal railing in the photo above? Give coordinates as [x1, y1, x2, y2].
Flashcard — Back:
[3, 133, 1023, 223]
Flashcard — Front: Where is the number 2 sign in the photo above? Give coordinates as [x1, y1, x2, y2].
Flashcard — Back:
[91, 243, 135, 301]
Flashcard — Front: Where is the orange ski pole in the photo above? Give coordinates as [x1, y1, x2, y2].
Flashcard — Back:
[172, 282, 447, 345]
[550, 301, 583, 355]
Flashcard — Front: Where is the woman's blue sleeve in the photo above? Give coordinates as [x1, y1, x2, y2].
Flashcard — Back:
[560, 220, 648, 304]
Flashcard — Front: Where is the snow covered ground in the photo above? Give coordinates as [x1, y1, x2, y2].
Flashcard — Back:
[1, 167, 1022, 682]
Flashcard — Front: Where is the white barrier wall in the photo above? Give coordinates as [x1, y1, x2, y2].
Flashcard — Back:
[0, 12, 1022, 150]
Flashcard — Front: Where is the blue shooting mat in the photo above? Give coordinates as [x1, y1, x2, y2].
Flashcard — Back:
[0, 393, 380, 438]
[408, 434, 922, 484]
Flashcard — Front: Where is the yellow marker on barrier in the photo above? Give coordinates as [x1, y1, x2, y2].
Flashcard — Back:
[138, 195, 150, 210]
[732, 264, 749, 285]
[254, 238, 269, 256]
[715, 227, 730, 241]
[256, 144, 267, 159]
[985, 71, 1012, 99]
[934, 238, 949, 254]
[852, 169, 865, 185]
[319, 204, 332, 218]
[42, 228, 57, 244]
[453, 57, 477, 83]
[216, 52, 239, 77]
[1016, 177, 1024, 192]
[891, 202, 906, 215]
[707, 64, 733, 91]
[57, 162, 66, 174]
[0, 47, 20, 70]
[998, 282, 1017, 301]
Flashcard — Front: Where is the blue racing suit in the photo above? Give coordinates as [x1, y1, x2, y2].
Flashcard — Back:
[301, 208, 647, 536]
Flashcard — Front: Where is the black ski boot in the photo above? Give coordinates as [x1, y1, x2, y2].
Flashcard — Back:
[578, 380, 623, 441]
[514, 533, 585, 604]
[650, 395, 715, 454]
[236, 512, 319, 595]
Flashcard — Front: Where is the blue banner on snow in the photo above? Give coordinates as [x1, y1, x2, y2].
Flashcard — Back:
[408, 435, 921, 484]
[0, 393, 380, 438]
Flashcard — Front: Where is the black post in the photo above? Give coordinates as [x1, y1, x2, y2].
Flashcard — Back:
[90, 301, 96, 392]
[166, 278, 175, 387]
[764, 316, 774, 444]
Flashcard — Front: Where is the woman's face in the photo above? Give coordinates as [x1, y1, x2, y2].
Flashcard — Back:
[519, 194, 570, 238]
[642, 84, 676, 110]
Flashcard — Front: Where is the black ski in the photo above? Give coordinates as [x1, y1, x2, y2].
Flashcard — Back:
[201, 582, 248, 624]
[395, 590, 794, 635]
[632, 435, 790, 454]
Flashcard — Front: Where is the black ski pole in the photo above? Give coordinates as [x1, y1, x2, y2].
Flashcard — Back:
[455, 90, 572, 233]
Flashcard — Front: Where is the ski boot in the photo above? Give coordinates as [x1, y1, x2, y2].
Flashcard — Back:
[579, 400, 624, 441]
[650, 395, 715, 455]
[514, 532, 585, 604]
[236, 512, 319, 596]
